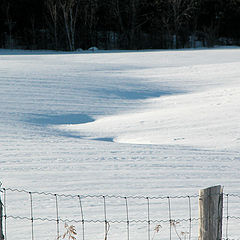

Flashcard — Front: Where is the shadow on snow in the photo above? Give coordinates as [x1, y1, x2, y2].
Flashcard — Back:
[26, 113, 94, 125]
[98, 88, 180, 100]
[24, 113, 114, 143]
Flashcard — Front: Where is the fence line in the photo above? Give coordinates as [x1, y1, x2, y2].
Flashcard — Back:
[1, 187, 200, 199]
[1, 185, 240, 240]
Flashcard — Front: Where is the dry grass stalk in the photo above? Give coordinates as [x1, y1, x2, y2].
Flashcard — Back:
[58, 223, 77, 240]
[55, 219, 189, 240]
[152, 224, 162, 240]
[170, 220, 189, 240]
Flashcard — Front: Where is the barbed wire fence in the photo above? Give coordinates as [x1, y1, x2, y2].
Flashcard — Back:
[1, 184, 240, 240]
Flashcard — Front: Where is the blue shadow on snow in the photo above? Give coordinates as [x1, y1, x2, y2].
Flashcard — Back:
[26, 113, 94, 126]
[93, 137, 114, 142]
[99, 89, 177, 100]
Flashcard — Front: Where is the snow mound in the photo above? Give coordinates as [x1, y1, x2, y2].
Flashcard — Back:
[88, 46, 99, 52]
[57, 86, 240, 150]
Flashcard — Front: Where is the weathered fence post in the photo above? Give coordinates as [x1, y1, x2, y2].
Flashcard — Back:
[198, 185, 223, 240]
[0, 193, 4, 240]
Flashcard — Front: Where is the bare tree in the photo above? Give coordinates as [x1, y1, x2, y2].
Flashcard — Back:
[129, 0, 138, 49]
[46, 0, 60, 50]
[83, 0, 98, 47]
[190, 0, 201, 48]
[108, 0, 125, 39]
[30, 15, 37, 48]
[4, 2, 15, 48]
[60, 0, 80, 51]
[171, 0, 197, 48]
[156, 0, 197, 48]
[108, 0, 148, 49]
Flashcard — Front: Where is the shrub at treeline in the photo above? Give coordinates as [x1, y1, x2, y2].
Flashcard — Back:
[0, 0, 240, 51]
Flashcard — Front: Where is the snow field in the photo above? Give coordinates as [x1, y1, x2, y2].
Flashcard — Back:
[0, 48, 240, 239]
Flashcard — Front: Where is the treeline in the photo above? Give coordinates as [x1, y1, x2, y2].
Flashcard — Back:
[0, 0, 240, 51]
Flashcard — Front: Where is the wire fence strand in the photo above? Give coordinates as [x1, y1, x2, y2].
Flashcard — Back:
[146, 197, 150, 240]
[167, 197, 172, 240]
[78, 195, 85, 240]
[3, 188, 7, 240]
[2, 187, 199, 200]
[29, 192, 34, 240]
[55, 194, 60, 238]
[125, 197, 130, 240]
[1, 186, 240, 240]
[188, 196, 192, 240]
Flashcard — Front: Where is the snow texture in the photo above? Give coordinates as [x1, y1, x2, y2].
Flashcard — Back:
[0, 47, 240, 239]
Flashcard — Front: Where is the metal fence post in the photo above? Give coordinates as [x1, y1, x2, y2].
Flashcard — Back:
[0, 193, 4, 240]
[198, 185, 223, 240]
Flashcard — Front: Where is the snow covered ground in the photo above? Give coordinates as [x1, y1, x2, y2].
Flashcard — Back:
[0, 47, 240, 239]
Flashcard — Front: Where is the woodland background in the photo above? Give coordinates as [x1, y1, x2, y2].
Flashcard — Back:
[0, 0, 240, 51]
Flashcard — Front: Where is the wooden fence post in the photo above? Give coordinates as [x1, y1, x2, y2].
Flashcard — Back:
[0, 194, 4, 240]
[198, 185, 223, 240]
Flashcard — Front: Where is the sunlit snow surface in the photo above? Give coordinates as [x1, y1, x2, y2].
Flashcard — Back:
[1, 48, 240, 239]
